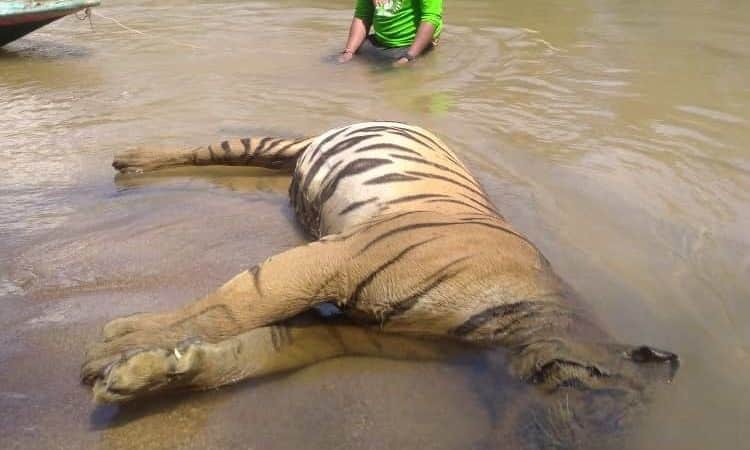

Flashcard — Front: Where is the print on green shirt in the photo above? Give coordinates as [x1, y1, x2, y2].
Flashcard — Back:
[354, 0, 443, 48]
[375, 0, 404, 17]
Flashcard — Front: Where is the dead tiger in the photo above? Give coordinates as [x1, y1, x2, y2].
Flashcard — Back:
[82, 121, 678, 447]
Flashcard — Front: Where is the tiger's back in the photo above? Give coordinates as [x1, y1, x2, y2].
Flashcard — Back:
[290, 122, 502, 238]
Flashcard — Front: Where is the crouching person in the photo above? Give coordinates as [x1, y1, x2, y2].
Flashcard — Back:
[338, 0, 443, 66]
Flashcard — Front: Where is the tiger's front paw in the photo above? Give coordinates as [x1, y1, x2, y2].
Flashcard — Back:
[101, 312, 165, 342]
[91, 338, 205, 403]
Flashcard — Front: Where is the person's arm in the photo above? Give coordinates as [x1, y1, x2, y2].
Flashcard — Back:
[395, 0, 442, 65]
[339, 17, 370, 63]
[339, 1, 374, 63]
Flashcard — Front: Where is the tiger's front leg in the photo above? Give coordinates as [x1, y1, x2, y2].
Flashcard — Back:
[81, 236, 352, 385]
[91, 323, 466, 403]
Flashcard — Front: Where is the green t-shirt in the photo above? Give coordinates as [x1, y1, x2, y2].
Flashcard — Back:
[354, 0, 443, 48]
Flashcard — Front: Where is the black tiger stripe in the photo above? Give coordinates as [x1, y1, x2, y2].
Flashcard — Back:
[383, 255, 473, 322]
[306, 126, 358, 164]
[350, 124, 453, 156]
[340, 197, 379, 215]
[384, 274, 450, 321]
[316, 160, 344, 193]
[275, 137, 310, 156]
[358, 219, 536, 254]
[452, 302, 535, 337]
[343, 210, 432, 238]
[386, 193, 451, 205]
[358, 221, 458, 254]
[240, 138, 252, 162]
[386, 194, 450, 205]
[348, 237, 440, 307]
[250, 265, 262, 295]
[254, 137, 274, 155]
[388, 127, 461, 165]
[457, 213, 499, 220]
[390, 129, 445, 155]
[302, 134, 381, 192]
[260, 138, 285, 155]
[389, 153, 481, 189]
[457, 219, 539, 251]
[387, 125, 451, 153]
[424, 198, 490, 214]
[405, 170, 492, 205]
[495, 305, 571, 343]
[364, 173, 421, 184]
[310, 126, 351, 160]
[346, 125, 398, 136]
[344, 125, 387, 135]
[171, 304, 240, 330]
[318, 158, 393, 206]
[354, 143, 424, 157]
[458, 192, 498, 214]
[288, 174, 301, 207]
[489, 302, 557, 338]
[221, 141, 233, 160]
[345, 125, 459, 164]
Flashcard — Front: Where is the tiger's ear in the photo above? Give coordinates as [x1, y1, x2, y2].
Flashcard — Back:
[624, 345, 680, 383]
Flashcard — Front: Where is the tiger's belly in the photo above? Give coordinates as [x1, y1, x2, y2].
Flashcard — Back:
[289, 122, 495, 237]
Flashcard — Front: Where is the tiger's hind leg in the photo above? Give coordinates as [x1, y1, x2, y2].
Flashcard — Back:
[112, 135, 313, 173]
[92, 323, 465, 403]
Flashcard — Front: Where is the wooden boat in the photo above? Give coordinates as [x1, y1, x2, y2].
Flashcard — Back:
[0, 0, 100, 46]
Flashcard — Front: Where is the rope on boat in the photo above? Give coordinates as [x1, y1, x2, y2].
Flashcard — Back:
[81, 9, 204, 50]
[74, 7, 93, 29]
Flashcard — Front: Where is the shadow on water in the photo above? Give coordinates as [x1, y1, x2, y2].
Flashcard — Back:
[89, 390, 207, 431]
[0, 38, 91, 59]
[112, 166, 294, 194]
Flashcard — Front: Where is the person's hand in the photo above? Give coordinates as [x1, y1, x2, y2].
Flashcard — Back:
[338, 49, 354, 63]
[393, 50, 416, 67]
[393, 57, 410, 67]
[373, 0, 386, 6]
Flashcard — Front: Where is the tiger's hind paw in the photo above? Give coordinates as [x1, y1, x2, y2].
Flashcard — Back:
[91, 338, 205, 403]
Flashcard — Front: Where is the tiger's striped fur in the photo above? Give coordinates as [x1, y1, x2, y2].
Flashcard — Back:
[83, 122, 678, 447]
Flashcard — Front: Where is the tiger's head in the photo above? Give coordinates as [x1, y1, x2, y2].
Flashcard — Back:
[510, 340, 679, 449]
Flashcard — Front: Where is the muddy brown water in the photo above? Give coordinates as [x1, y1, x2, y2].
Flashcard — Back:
[1, 0, 748, 449]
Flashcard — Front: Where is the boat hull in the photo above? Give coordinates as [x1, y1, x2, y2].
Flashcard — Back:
[0, 18, 59, 47]
[0, 1, 100, 46]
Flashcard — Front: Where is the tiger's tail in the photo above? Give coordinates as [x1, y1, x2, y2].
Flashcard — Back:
[112, 136, 314, 174]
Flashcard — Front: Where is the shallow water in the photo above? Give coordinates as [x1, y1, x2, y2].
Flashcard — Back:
[1, 0, 748, 449]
